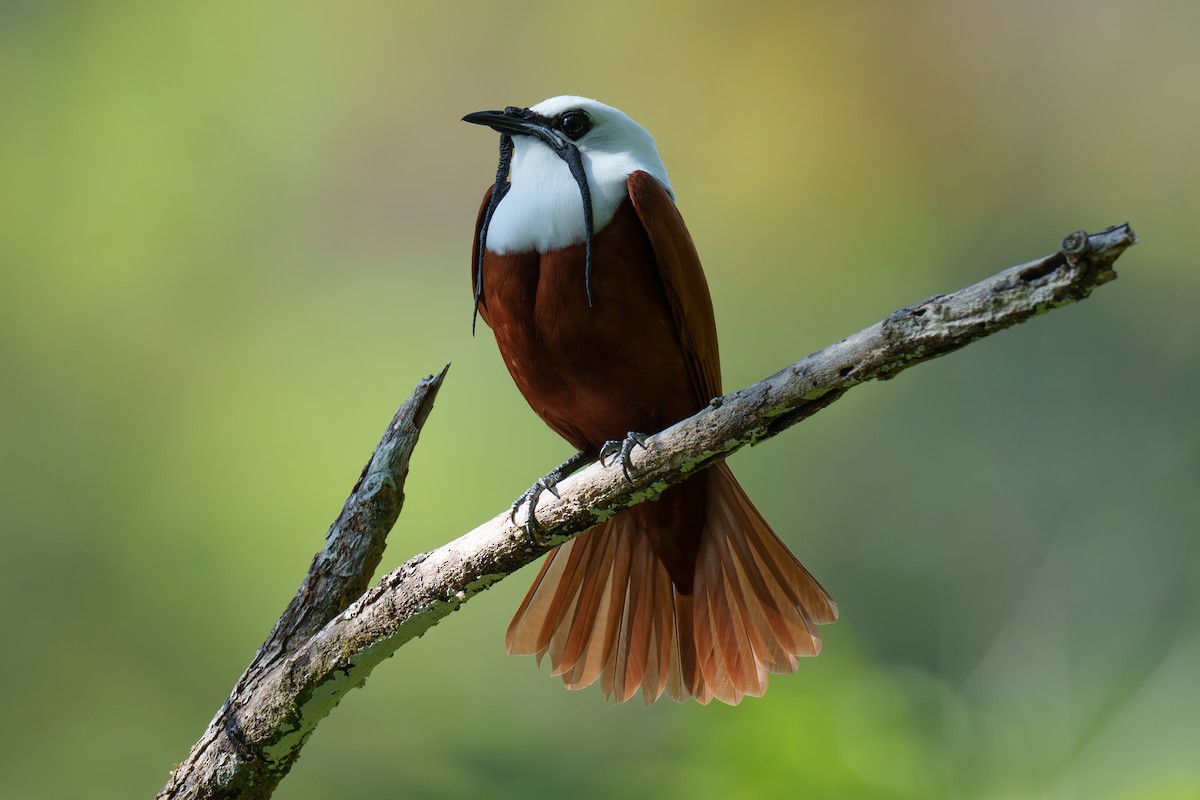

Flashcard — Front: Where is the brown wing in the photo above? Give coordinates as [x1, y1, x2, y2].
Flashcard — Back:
[470, 185, 496, 326]
[626, 170, 722, 400]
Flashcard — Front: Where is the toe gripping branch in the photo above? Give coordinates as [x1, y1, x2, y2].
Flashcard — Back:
[512, 450, 592, 540]
[599, 431, 649, 482]
[511, 433, 650, 541]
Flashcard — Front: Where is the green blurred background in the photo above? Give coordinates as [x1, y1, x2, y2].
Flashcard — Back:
[1, 1, 1196, 798]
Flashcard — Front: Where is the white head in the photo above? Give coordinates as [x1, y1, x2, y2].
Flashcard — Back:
[464, 96, 673, 254]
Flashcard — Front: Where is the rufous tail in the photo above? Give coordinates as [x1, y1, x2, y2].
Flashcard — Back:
[505, 463, 838, 705]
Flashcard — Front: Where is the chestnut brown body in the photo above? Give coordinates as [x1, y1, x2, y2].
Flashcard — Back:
[474, 170, 836, 704]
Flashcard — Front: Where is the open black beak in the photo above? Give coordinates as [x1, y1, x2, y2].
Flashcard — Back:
[462, 107, 567, 154]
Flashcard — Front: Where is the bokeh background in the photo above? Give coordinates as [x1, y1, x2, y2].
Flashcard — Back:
[2, 1, 1197, 798]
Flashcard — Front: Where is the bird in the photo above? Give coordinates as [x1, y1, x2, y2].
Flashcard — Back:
[463, 96, 837, 705]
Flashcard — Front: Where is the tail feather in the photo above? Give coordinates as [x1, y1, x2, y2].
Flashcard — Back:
[505, 463, 837, 704]
[606, 533, 653, 701]
[558, 529, 619, 679]
[562, 530, 630, 687]
[650, 549, 686, 702]
[696, 561, 762, 704]
[607, 539, 643, 701]
[716, 528, 796, 672]
[505, 530, 582, 656]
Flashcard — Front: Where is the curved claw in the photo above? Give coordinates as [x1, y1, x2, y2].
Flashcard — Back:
[509, 479, 559, 523]
[511, 481, 555, 543]
[599, 431, 649, 482]
[509, 450, 590, 543]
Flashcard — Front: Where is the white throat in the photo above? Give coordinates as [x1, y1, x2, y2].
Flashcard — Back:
[483, 96, 673, 255]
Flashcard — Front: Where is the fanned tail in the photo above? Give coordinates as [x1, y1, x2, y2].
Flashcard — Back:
[505, 463, 837, 705]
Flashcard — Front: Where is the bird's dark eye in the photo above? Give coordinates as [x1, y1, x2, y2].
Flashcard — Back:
[558, 110, 593, 140]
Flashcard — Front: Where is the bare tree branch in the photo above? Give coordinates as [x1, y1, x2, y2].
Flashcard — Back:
[158, 224, 1135, 800]
[159, 368, 447, 800]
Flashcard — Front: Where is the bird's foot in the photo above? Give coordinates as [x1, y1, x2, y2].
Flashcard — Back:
[599, 431, 649, 482]
[511, 450, 591, 543]
[510, 480, 558, 543]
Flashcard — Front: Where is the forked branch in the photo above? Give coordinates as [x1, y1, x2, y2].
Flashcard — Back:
[159, 224, 1135, 800]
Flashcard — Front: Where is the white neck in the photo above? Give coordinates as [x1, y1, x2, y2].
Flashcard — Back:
[484, 139, 629, 254]
[483, 96, 673, 254]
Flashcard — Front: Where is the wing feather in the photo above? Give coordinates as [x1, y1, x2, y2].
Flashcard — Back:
[626, 171, 722, 402]
[470, 185, 496, 325]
